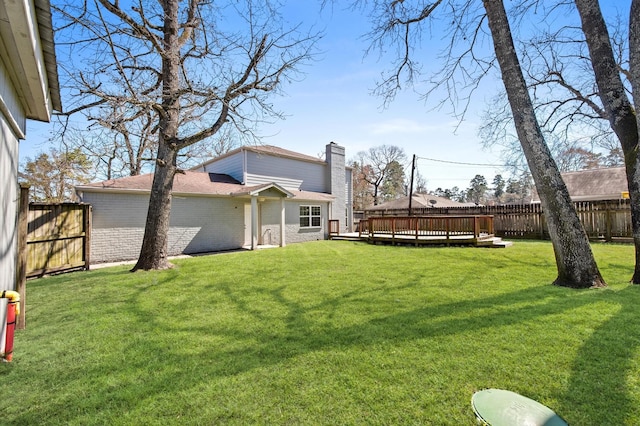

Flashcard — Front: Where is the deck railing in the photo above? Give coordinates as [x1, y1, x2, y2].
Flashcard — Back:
[359, 215, 494, 241]
[328, 219, 340, 236]
[364, 200, 633, 241]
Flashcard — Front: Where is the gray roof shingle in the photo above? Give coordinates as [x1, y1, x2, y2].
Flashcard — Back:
[531, 167, 628, 201]
[76, 171, 334, 201]
[366, 193, 476, 211]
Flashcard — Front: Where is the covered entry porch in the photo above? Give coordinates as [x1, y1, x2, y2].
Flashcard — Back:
[233, 183, 293, 250]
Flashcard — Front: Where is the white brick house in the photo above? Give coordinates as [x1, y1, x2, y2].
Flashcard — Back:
[76, 143, 353, 264]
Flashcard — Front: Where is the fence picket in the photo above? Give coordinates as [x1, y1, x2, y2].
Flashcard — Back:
[26, 203, 91, 277]
[365, 199, 632, 241]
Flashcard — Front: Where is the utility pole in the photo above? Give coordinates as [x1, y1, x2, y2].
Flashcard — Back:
[408, 154, 416, 216]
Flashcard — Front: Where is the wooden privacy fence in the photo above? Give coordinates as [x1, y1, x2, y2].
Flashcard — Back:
[365, 199, 633, 242]
[25, 203, 91, 277]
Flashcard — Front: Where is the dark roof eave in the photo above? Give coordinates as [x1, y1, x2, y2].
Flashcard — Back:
[34, 0, 62, 112]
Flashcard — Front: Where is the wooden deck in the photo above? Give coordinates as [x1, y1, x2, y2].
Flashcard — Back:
[329, 216, 512, 248]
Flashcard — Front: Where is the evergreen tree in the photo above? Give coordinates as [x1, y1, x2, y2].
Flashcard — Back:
[20, 148, 92, 202]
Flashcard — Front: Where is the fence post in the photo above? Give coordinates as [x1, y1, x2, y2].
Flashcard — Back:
[391, 217, 396, 245]
[605, 202, 612, 242]
[84, 204, 92, 270]
[473, 216, 479, 238]
[16, 184, 29, 330]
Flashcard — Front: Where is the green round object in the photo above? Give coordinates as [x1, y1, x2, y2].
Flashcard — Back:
[471, 389, 568, 426]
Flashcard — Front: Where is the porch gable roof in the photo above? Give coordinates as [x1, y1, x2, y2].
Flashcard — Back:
[231, 182, 294, 198]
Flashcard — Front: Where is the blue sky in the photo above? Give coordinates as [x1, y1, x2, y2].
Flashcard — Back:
[21, 1, 629, 191]
[263, 2, 505, 191]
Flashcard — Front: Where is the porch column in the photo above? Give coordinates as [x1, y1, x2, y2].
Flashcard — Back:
[280, 198, 286, 247]
[251, 195, 258, 250]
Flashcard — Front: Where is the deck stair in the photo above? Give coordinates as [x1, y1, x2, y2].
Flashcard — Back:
[330, 233, 513, 247]
[477, 236, 513, 248]
[329, 233, 362, 242]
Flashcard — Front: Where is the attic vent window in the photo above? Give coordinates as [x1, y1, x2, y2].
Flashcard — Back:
[300, 205, 321, 228]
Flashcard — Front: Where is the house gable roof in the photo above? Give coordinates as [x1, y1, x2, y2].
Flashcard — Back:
[231, 182, 294, 198]
[246, 145, 324, 163]
[76, 171, 334, 201]
[531, 167, 628, 202]
[365, 193, 476, 211]
[560, 167, 628, 201]
[192, 145, 325, 171]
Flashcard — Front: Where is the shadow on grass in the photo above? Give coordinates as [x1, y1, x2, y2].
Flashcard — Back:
[8, 267, 640, 424]
[558, 285, 640, 425]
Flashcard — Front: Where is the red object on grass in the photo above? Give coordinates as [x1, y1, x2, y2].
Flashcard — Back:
[4, 301, 16, 362]
[1, 290, 19, 362]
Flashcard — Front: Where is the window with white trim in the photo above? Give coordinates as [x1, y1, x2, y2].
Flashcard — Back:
[299, 205, 321, 228]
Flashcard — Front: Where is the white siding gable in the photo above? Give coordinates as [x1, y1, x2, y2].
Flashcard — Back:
[200, 151, 244, 183]
[245, 151, 326, 192]
[245, 173, 303, 190]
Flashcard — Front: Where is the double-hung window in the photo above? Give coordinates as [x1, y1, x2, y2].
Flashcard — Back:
[300, 205, 321, 228]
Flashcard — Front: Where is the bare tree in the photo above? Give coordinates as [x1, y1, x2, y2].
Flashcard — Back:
[350, 159, 375, 210]
[479, 1, 640, 282]
[356, 145, 407, 205]
[55, 0, 319, 270]
[482, 0, 604, 287]
[632, 0, 640, 177]
[55, 106, 157, 180]
[573, 0, 640, 283]
[347, 0, 604, 287]
[480, 8, 629, 163]
[414, 169, 428, 194]
[56, 94, 243, 181]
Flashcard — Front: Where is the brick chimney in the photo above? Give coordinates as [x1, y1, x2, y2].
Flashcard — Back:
[326, 142, 346, 229]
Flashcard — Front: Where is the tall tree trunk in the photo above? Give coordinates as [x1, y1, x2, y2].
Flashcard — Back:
[632, 0, 640, 171]
[574, 0, 640, 284]
[131, 0, 182, 271]
[132, 144, 178, 271]
[482, 0, 605, 288]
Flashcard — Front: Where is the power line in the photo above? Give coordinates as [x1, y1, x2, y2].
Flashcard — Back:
[417, 156, 504, 167]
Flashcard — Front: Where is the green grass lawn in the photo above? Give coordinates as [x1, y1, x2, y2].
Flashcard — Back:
[2, 240, 639, 425]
